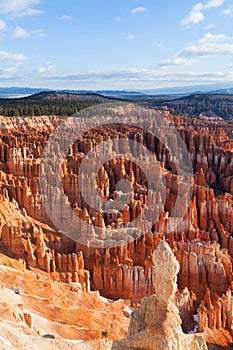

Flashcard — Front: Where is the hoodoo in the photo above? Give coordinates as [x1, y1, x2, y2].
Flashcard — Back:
[114, 241, 208, 350]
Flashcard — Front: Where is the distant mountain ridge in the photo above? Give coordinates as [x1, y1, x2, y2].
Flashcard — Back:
[1, 89, 233, 120]
[0, 87, 144, 99]
[22, 91, 114, 102]
[0, 87, 50, 95]
[0, 91, 117, 117]
[205, 88, 233, 95]
[155, 93, 233, 120]
[1, 85, 233, 98]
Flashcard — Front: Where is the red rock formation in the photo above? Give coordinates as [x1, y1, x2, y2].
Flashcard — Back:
[174, 287, 196, 333]
[198, 289, 233, 332]
[0, 110, 232, 343]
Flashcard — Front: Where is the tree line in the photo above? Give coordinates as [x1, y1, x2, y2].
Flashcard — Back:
[0, 100, 100, 117]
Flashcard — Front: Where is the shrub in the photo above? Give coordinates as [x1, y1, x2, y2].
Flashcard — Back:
[102, 330, 109, 338]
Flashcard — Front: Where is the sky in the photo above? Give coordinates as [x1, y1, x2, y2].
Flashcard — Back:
[0, 0, 233, 90]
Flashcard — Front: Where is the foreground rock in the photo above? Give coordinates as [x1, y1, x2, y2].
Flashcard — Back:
[113, 241, 207, 350]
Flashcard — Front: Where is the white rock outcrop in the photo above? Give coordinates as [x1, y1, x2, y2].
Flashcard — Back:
[113, 240, 208, 350]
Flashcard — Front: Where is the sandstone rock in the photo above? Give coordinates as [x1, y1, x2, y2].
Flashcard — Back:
[198, 289, 233, 332]
[0, 112, 232, 346]
[113, 241, 207, 350]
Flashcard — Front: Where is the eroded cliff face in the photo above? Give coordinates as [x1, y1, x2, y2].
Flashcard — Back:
[0, 108, 232, 346]
[0, 250, 130, 345]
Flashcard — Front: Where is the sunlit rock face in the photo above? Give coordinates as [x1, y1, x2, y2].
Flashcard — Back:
[113, 241, 208, 350]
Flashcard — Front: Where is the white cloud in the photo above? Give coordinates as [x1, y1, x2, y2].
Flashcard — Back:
[38, 67, 46, 73]
[0, 0, 41, 18]
[1, 66, 233, 89]
[180, 32, 233, 57]
[10, 26, 29, 39]
[160, 58, 196, 67]
[4, 67, 17, 74]
[223, 5, 233, 17]
[10, 26, 45, 39]
[160, 32, 233, 67]
[0, 18, 7, 31]
[204, 0, 226, 9]
[44, 69, 233, 88]
[31, 29, 45, 37]
[132, 7, 148, 14]
[0, 51, 26, 61]
[206, 23, 215, 29]
[3, 66, 17, 74]
[181, 0, 226, 26]
[179, 42, 233, 57]
[180, 3, 204, 25]
[59, 14, 72, 21]
[158, 43, 165, 49]
[199, 32, 228, 43]
[127, 34, 135, 40]
[38, 64, 55, 74]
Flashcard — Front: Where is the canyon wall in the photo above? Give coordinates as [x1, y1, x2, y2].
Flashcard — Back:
[0, 108, 232, 339]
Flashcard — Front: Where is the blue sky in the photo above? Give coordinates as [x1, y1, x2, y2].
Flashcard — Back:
[0, 0, 233, 89]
